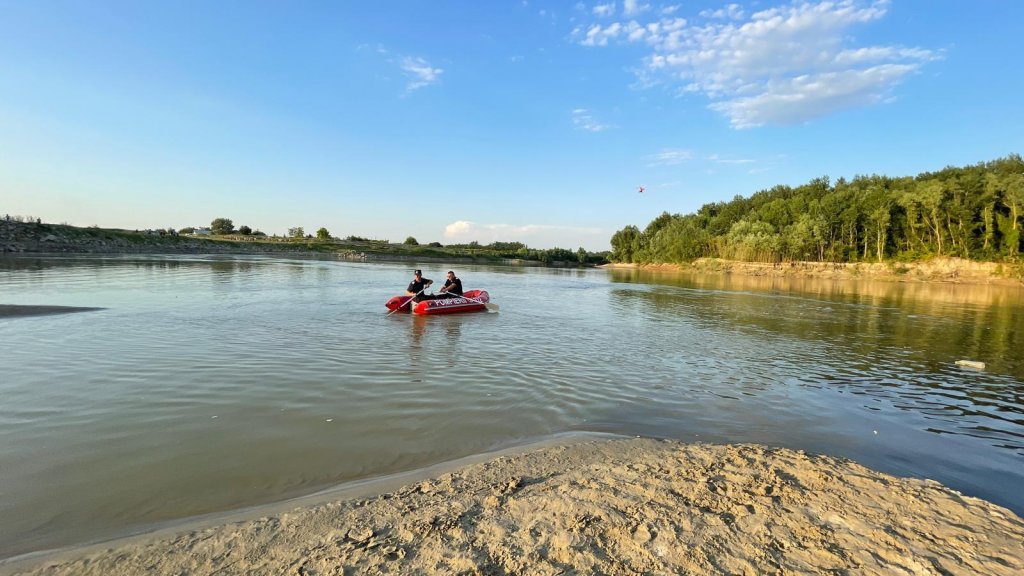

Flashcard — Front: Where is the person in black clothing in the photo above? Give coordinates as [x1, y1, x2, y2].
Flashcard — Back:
[438, 270, 463, 297]
[406, 269, 433, 302]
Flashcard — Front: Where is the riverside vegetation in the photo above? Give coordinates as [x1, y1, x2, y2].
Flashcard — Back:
[6, 154, 1024, 276]
[0, 217, 608, 266]
[610, 155, 1024, 278]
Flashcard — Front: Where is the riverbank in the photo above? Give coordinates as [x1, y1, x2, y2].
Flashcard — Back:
[0, 220, 387, 259]
[603, 257, 1024, 286]
[6, 438, 1022, 575]
[0, 220, 594, 267]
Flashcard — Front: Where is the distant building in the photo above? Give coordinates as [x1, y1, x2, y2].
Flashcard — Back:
[193, 227, 212, 236]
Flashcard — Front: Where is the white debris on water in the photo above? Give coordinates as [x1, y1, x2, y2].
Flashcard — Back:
[955, 360, 986, 370]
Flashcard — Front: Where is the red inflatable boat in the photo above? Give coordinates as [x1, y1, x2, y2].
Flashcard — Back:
[385, 290, 490, 315]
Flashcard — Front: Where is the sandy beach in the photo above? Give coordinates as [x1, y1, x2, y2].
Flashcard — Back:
[6, 438, 1022, 575]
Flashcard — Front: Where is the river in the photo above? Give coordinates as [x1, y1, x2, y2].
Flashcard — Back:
[1, 254, 1022, 559]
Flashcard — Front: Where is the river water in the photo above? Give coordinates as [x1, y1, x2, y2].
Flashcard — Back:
[1, 255, 1022, 559]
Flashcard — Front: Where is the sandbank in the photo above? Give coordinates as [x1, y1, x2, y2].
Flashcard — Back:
[5, 438, 1022, 575]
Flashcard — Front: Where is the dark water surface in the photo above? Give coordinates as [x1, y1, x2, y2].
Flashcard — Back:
[1, 255, 1022, 559]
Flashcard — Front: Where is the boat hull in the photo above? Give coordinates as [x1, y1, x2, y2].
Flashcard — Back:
[385, 290, 489, 315]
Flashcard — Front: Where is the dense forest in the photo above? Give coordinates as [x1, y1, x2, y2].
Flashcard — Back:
[610, 155, 1024, 265]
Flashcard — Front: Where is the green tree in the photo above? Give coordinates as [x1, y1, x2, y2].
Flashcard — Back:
[288, 227, 305, 238]
[317, 227, 331, 240]
[610, 225, 641, 263]
[784, 214, 817, 261]
[238, 225, 252, 235]
[210, 218, 234, 235]
[610, 155, 1024, 266]
[917, 180, 947, 255]
[404, 236, 419, 245]
[996, 172, 1024, 257]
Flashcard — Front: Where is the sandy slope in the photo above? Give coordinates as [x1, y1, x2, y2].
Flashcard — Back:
[8, 439, 1023, 575]
[604, 257, 1024, 286]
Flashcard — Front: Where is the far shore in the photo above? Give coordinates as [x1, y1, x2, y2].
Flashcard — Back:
[601, 256, 1024, 287]
[4, 437, 1022, 575]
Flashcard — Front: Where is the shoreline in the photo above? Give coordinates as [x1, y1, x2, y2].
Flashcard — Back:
[5, 437, 1023, 575]
[0, 432, 613, 570]
[601, 256, 1024, 287]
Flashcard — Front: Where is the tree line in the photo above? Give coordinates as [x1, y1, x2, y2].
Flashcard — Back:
[441, 241, 606, 265]
[610, 155, 1024, 264]
[187, 219, 607, 264]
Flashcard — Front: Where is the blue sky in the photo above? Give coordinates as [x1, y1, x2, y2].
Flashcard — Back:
[2, 1, 1021, 251]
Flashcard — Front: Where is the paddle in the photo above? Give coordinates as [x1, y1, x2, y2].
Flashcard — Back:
[387, 289, 423, 316]
[444, 290, 499, 312]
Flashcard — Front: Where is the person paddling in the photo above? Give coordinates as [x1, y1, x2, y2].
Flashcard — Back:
[438, 270, 463, 297]
[406, 269, 433, 302]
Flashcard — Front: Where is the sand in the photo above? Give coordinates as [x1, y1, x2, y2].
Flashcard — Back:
[6, 438, 1023, 575]
[602, 257, 1024, 286]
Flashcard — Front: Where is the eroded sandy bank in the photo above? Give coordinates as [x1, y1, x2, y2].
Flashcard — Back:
[602, 257, 1024, 287]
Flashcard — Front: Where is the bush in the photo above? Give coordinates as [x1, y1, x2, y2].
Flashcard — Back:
[211, 218, 234, 235]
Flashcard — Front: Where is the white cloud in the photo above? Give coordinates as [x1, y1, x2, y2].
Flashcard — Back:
[400, 56, 443, 92]
[699, 3, 744, 20]
[646, 148, 692, 166]
[623, 0, 649, 17]
[580, 22, 624, 46]
[572, 108, 612, 132]
[706, 153, 755, 164]
[573, 0, 938, 128]
[594, 3, 616, 17]
[443, 220, 606, 249]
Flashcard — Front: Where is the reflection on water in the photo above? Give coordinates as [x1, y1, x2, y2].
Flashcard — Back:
[608, 268, 1024, 378]
[607, 280, 1024, 454]
[608, 267, 1024, 308]
[0, 255, 1022, 559]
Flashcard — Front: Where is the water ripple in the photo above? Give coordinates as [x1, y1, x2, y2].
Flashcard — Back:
[1, 256, 1023, 559]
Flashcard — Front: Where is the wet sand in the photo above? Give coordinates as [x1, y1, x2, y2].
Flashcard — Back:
[0, 305, 103, 318]
[5, 438, 1022, 575]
